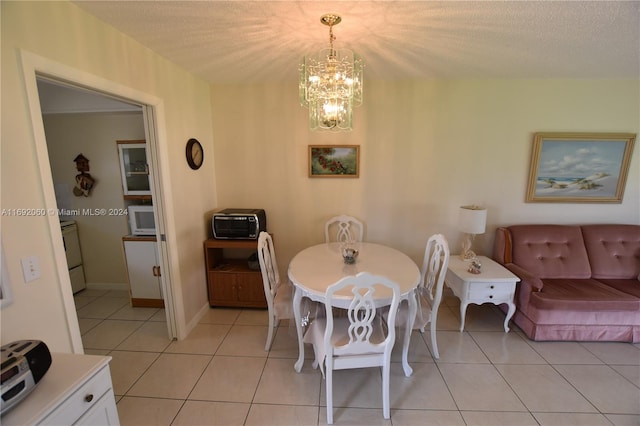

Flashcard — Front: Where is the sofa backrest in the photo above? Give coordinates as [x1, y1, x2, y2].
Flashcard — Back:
[581, 224, 640, 279]
[496, 225, 592, 279]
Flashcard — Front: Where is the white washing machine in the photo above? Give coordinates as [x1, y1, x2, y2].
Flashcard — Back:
[61, 221, 86, 293]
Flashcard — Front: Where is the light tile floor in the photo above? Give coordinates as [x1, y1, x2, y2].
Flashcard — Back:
[75, 288, 640, 426]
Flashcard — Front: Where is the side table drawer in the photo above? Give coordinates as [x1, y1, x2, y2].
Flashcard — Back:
[40, 366, 113, 425]
[468, 282, 513, 302]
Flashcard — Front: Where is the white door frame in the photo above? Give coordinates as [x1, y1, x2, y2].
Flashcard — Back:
[19, 50, 179, 351]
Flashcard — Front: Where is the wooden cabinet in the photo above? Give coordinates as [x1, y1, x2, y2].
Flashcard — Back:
[2, 353, 119, 425]
[204, 238, 267, 308]
[123, 236, 164, 308]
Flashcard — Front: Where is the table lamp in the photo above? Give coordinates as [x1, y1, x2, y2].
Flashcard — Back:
[458, 205, 487, 260]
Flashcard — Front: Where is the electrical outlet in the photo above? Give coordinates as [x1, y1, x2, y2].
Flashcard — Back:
[21, 256, 41, 282]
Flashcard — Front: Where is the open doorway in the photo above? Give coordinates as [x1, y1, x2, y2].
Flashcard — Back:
[29, 75, 176, 349]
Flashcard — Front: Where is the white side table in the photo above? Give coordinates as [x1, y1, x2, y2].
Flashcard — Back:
[445, 255, 520, 332]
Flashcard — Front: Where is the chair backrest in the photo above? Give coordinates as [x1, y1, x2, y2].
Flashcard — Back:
[257, 231, 280, 307]
[324, 272, 400, 361]
[324, 215, 364, 243]
[419, 234, 450, 307]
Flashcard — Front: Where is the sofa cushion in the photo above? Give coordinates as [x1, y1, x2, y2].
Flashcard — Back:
[508, 225, 591, 279]
[597, 279, 640, 298]
[581, 224, 640, 279]
[530, 278, 639, 311]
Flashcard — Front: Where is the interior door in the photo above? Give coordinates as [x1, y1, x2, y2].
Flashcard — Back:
[142, 105, 177, 338]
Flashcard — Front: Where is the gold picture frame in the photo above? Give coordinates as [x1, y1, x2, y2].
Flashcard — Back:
[526, 132, 636, 203]
[309, 145, 360, 178]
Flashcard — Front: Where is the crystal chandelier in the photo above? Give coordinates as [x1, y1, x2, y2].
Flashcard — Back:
[299, 14, 363, 131]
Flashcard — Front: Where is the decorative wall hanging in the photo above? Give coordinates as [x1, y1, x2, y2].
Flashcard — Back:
[73, 153, 95, 197]
[309, 145, 359, 178]
[526, 132, 636, 203]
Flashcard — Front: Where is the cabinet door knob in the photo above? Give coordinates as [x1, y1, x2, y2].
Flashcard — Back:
[85, 394, 94, 403]
[490, 285, 495, 289]
[489, 295, 494, 299]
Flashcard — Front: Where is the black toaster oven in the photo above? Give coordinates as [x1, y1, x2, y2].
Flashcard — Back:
[212, 208, 266, 239]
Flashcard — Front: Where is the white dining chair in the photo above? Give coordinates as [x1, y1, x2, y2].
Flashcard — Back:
[304, 272, 400, 424]
[393, 233, 449, 359]
[324, 215, 364, 243]
[257, 231, 293, 351]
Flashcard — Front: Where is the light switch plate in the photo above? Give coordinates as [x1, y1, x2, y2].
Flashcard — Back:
[21, 256, 41, 282]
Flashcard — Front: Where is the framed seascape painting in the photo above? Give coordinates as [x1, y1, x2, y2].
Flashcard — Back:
[309, 145, 360, 178]
[526, 132, 636, 203]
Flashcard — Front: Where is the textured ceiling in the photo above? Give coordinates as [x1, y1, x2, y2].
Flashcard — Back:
[74, 1, 639, 83]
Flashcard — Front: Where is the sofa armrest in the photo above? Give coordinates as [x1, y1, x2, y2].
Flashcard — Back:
[493, 227, 512, 264]
[503, 263, 543, 308]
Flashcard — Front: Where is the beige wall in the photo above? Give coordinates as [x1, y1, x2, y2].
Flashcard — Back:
[43, 112, 145, 286]
[211, 79, 639, 272]
[1, 1, 215, 351]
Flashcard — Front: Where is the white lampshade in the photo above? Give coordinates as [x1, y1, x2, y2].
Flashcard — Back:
[458, 205, 487, 234]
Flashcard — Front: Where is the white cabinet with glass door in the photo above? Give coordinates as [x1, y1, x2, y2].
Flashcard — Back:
[117, 140, 150, 197]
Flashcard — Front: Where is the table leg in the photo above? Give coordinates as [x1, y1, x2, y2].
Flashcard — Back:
[459, 302, 468, 332]
[401, 291, 416, 377]
[293, 287, 305, 372]
[504, 301, 516, 332]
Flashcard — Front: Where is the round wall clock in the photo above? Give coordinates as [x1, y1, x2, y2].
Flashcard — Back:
[185, 138, 203, 170]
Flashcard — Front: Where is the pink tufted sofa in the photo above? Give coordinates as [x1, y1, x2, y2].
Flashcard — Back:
[493, 224, 640, 342]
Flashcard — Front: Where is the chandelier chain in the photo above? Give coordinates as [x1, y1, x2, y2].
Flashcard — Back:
[328, 23, 336, 56]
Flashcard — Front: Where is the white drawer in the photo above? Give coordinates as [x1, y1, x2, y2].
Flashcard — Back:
[468, 283, 513, 302]
[75, 390, 120, 425]
[39, 366, 113, 425]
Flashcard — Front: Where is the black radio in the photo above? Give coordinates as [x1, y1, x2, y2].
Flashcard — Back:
[1, 340, 52, 415]
[212, 208, 266, 240]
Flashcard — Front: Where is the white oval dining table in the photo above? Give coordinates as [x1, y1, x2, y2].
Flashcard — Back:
[287, 242, 421, 376]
